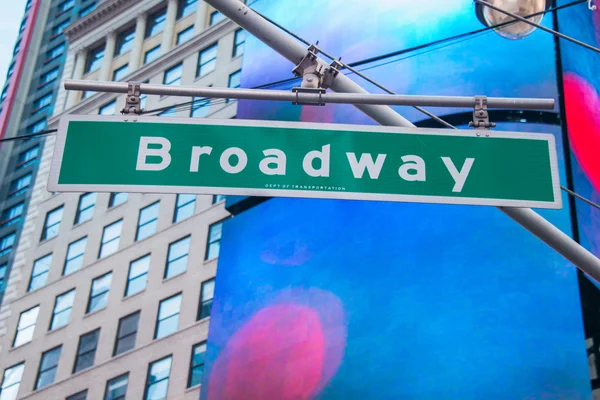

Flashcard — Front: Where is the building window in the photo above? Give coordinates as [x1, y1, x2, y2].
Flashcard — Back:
[13, 40, 21, 56]
[58, 0, 75, 12]
[116, 27, 135, 55]
[75, 193, 96, 224]
[144, 45, 161, 64]
[233, 29, 245, 57]
[41, 206, 63, 241]
[105, 374, 128, 400]
[85, 46, 104, 73]
[113, 311, 140, 356]
[190, 97, 210, 118]
[63, 237, 87, 275]
[0, 233, 16, 257]
[40, 67, 59, 86]
[227, 69, 241, 103]
[29, 119, 47, 134]
[48, 43, 65, 60]
[7, 62, 15, 78]
[177, 0, 197, 18]
[0, 202, 24, 228]
[173, 194, 195, 223]
[79, 2, 96, 17]
[28, 253, 52, 292]
[209, 10, 224, 25]
[109, 192, 128, 207]
[19, 18, 27, 33]
[99, 220, 122, 259]
[212, 194, 226, 204]
[205, 221, 222, 260]
[66, 390, 88, 400]
[87, 272, 112, 313]
[35, 346, 62, 389]
[176, 26, 194, 45]
[126, 254, 150, 296]
[8, 173, 32, 197]
[163, 63, 182, 86]
[99, 100, 116, 115]
[32, 93, 53, 114]
[52, 19, 70, 36]
[198, 278, 215, 320]
[196, 43, 217, 77]
[146, 8, 167, 37]
[0, 264, 6, 289]
[155, 293, 182, 339]
[13, 305, 39, 347]
[16, 145, 39, 168]
[136, 202, 159, 241]
[112, 64, 128, 81]
[144, 356, 172, 400]
[165, 236, 190, 279]
[73, 329, 100, 373]
[50, 289, 75, 330]
[188, 342, 206, 387]
[0, 363, 24, 400]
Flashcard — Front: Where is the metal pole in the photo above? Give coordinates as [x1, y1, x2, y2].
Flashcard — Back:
[202, 0, 600, 280]
[475, 0, 600, 54]
[63, 79, 555, 110]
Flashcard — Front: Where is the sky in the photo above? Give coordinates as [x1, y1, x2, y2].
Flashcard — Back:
[0, 0, 28, 91]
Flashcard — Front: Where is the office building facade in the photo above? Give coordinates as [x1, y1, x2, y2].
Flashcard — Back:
[0, 0, 243, 398]
[0, 0, 99, 305]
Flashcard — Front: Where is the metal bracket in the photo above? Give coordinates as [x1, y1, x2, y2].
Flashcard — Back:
[121, 82, 144, 115]
[321, 59, 342, 89]
[291, 44, 320, 79]
[589, 0, 597, 10]
[291, 87, 326, 106]
[469, 96, 496, 130]
[292, 44, 342, 93]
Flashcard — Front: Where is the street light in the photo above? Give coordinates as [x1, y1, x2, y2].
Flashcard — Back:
[475, 0, 552, 39]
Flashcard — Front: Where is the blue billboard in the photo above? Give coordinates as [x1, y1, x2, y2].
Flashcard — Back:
[201, 0, 594, 398]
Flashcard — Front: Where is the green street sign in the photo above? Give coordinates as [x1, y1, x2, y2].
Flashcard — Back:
[48, 116, 562, 209]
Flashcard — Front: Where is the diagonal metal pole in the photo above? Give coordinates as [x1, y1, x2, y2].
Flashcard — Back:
[475, 0, 600, 54]
[205, 0, 600, 282]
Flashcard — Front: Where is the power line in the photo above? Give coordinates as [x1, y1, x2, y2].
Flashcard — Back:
[0, 129, 57, 143]
[561, 186, 600, 211]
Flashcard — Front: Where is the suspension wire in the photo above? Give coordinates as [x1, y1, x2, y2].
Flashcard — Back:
[0, 129, 58, 143]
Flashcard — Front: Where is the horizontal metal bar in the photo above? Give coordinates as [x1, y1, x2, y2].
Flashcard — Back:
[64, 79, 555, 110]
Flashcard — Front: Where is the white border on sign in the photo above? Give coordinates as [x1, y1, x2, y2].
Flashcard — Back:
[47, 115, 563, 210]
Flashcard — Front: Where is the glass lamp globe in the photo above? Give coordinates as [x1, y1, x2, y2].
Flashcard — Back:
[480, 0, 548, 39]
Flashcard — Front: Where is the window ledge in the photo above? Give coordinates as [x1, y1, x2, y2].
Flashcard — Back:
[123, 288, 146, 301]
[203, 257, 218, 265]
[83, 307, 106, 319]
[162, 271, 186, 283]
[185, 384, 201, 393]
[73, 218, 93, 229]
[46, 324, 68, 336]
[9, 341, 31, 352]
[39, 235, 59, 246]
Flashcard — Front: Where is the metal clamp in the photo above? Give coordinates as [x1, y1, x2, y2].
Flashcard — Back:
[292, 44, 342, 91]
[321, 59, 342, 89]
[291, 87, 326, 106]
[121, 82, 144, 115]
[469, 96, 496, 130]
